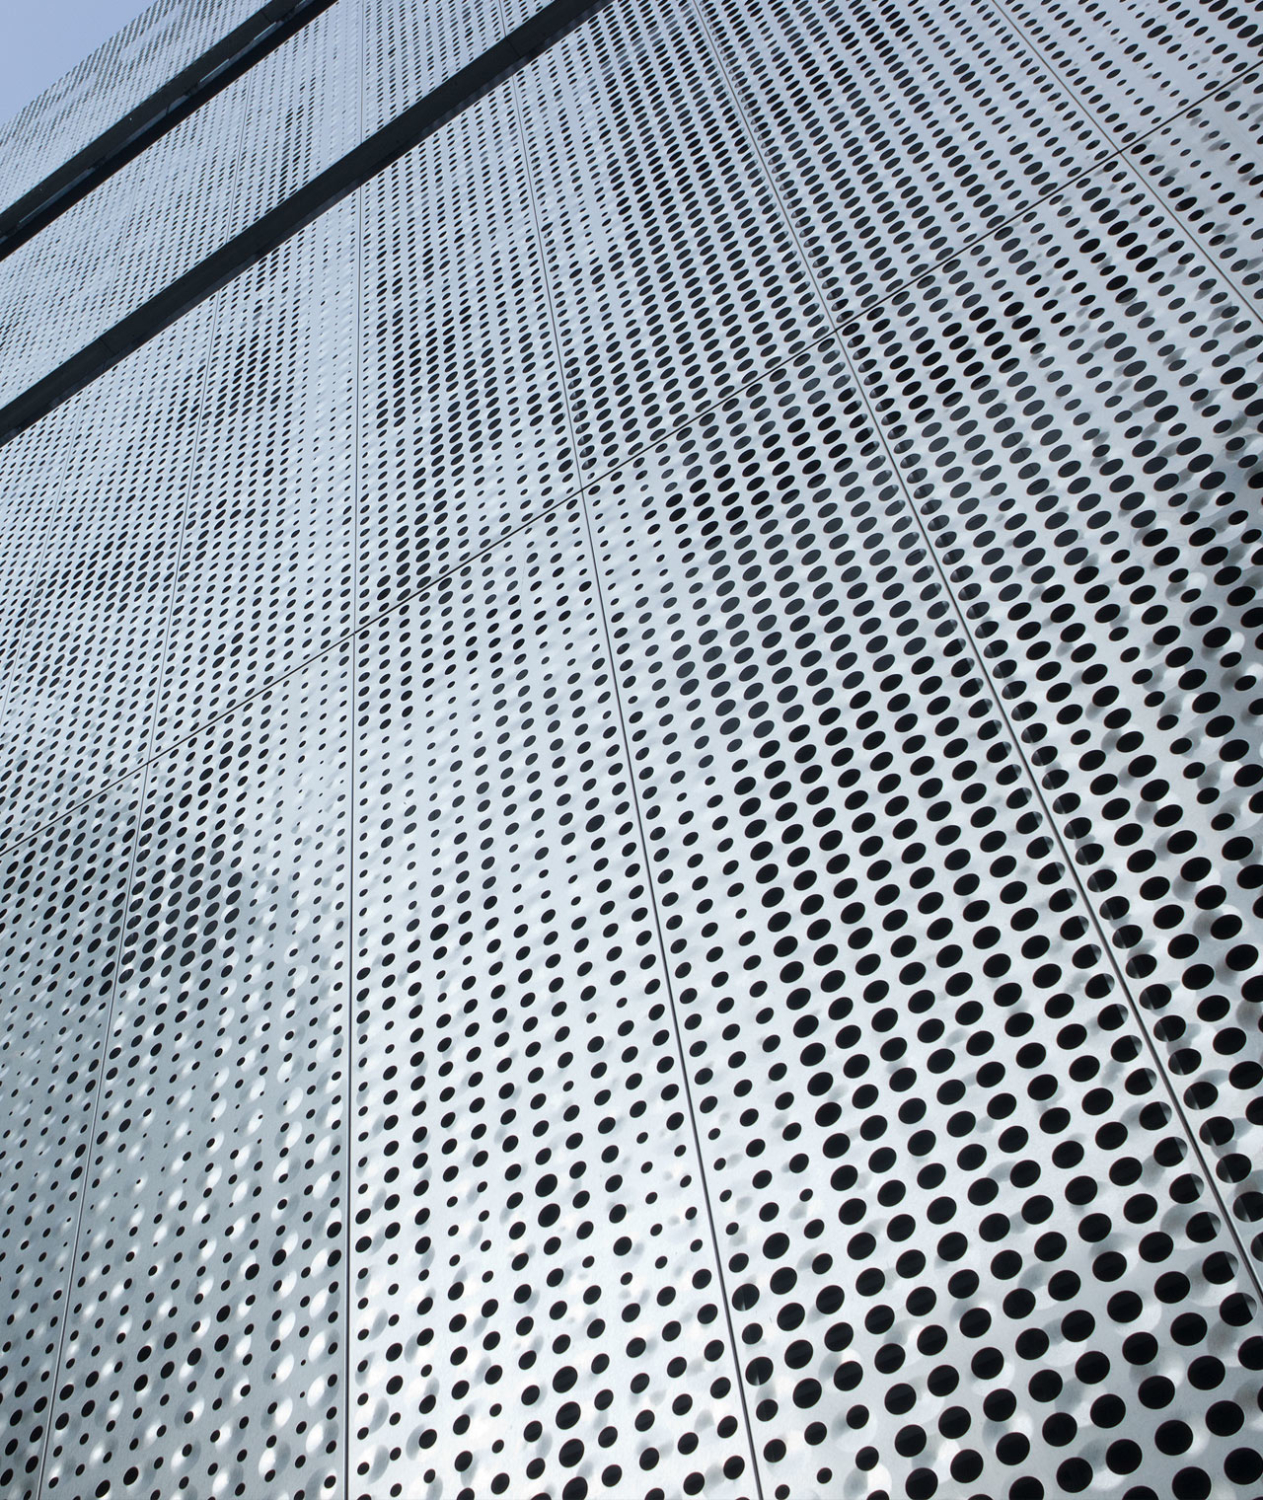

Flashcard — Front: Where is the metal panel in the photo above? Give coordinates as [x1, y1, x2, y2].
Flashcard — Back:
[40, 645, 351, 1500]
[0, 780, 143, 1500]
[356, 90, 572, 623]
[0, 398, 102, 737]
[361, 0, 500, 133]
[0, 1, 355, 414]
[350, 500, 756, 1500]
[0, 1, 1262, 1499]
[513, 0, 829, 481]
[0, 308, 216, 849]
[586, 336, 1263, 1499]
[990, 0, 1263, 143]
[225, 0, 361, 231]
[0, 0, 261, 216]
[0, 17, 362, 822]
[1130, 69, 1263, 318]
[0, 101, 238, 412]
[152, 200, 358, 750]
[689, 0, 1112, 322]
[837, 155, 1263, 1284]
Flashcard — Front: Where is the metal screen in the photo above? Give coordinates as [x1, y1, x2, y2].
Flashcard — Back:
[0, 0, 1261, 1496]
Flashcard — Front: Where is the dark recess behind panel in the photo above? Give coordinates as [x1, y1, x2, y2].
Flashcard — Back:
[0, 0, 338, 264]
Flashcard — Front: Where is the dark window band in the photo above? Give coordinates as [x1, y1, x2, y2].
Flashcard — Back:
[0, 0, 614, 448]
[0, 0, 340, 264]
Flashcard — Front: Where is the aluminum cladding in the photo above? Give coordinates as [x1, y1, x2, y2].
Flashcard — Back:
[0, 0, 1261, 1496]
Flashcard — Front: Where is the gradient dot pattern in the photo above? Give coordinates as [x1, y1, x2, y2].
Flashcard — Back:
[0, 0, 1259, 1495]
[0, 0, 261, 213]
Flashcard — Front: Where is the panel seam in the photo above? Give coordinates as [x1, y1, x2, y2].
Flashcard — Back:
[688, 0, 1263, 1318]
[0, 21, 1257, 875]
[0, 0, 620, 449]
[30, 261, 227, 1500]
[985, 0, 1263, 323]
[500, 11, 767, 1492]
[0, 9, 1257, 456]
[832, 337, 1263, 1310]
[3, 54, 1261, 903]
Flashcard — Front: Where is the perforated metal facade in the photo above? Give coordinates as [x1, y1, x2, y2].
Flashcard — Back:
[0, 0, 1262, 1497]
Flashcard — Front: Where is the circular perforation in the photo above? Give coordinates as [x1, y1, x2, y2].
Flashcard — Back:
[841, 153, 1263, 1273]
[587, 334, 1263, 1498]
[514, 0, 827, 480]
[0, 783, 142, 1500]
[0, 0, 1262, 1496]
[352, 498, 753, 1498]
[42, 650, 350, 1500]
[693, 0, 1111, 323]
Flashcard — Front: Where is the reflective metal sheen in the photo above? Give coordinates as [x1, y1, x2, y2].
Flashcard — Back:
[0, 0, 1261, 1497]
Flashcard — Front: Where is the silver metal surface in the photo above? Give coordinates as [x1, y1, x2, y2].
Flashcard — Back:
[513, 0, 829, 480]
[43, 646, 351, 1500]
[0, 307, 217, 847]
[362, 0, 503, 133]
[0, 1, 356, 413]
[352, 499, 755, 1498]
[689, 0, 1113, 322]
[993, 0, 1263, 144]
[0, 0, 261, 215]
[0, 782, 143, 1500]
[1130, 70, 1263, 318]
[0, 0, 1260, 1496]
[838, 152, 1263, 1265]
[356, 88, 573, 623]
[152, 200, 359, 749]
[588, 331, 1263, 1497]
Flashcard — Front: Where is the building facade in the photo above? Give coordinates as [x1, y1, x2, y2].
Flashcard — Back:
[0, 0, 1262, 1496]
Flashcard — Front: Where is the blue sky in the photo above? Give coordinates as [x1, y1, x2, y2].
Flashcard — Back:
[0, 0, 149, 129]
